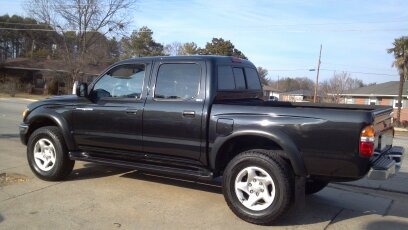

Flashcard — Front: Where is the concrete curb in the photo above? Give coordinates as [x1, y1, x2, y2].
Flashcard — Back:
[395, 127, 408, 132]
[0, 98, 38, 102]
[333, 182, 408, 195]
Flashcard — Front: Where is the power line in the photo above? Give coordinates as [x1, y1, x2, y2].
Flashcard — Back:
[5, 27, 404, 34]
[267, 68, 398, 76]
[322, 61, 393, 72]
[267, 68, 310, 71]
[0, 27, 56, 32]
[260, 19, 408, 27]
[1, 20, 407, 33]
[0, 21, 51, 27]
[0, 27, 105, 33]
[320, 69, 398, 76]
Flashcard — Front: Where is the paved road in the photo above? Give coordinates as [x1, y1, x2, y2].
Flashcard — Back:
[0, 98, 29, 137]
[0, 98, 407, 229]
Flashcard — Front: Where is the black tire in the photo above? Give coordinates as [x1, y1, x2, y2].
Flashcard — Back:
[27, 126, 75, 181]
[222, 149, 294, 225]
[305, 180, 328, 195]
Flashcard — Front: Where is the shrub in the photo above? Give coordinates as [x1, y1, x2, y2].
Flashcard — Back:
[47, 79, 59, 95]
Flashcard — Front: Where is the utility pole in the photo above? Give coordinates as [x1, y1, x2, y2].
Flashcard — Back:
[314, 44, 322, 103]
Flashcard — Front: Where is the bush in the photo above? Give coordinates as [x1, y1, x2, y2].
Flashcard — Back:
[25, 48, 50, 58]
[0, 78, 19, 97]
[47, 79, 59, 95]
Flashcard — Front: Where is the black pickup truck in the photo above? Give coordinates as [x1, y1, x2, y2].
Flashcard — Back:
[19, 55, 404, 225]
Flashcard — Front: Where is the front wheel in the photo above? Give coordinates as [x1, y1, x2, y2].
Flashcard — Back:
[222, 150, 294, 225]
[27, 126, 75, 181]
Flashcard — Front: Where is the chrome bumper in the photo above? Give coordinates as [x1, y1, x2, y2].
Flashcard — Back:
[367, 146, 404, 180]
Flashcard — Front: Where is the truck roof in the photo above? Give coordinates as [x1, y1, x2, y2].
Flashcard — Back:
[115, 55, 255, 66]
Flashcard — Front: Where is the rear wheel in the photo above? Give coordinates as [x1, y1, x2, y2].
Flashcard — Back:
[27, 126, 75, 181]
[222, 150, 294, 225]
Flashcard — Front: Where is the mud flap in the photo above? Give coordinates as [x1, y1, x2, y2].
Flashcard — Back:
[294, 176, 306, 209]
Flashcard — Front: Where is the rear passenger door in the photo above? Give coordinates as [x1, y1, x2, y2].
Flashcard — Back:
[142, 61, 206, 160]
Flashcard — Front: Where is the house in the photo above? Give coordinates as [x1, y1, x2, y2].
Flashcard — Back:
[262, 85, 281, 100]
[0, 58, 109, 94]
[339, 81, 408, 120]
[280, 89, 321, 102]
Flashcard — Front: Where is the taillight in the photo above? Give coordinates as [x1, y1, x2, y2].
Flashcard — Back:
[360, 125, 375, 157]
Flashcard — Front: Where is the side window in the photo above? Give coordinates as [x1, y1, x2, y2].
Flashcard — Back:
[245, 68, 262, 90]
[218, 66, 235, 90]
[233, 68, 246, 89]
[93, 64, 145, 99]
[154, 63, 201, 100]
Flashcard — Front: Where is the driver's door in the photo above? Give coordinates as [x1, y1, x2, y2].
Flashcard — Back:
[72, 62, 150, 154]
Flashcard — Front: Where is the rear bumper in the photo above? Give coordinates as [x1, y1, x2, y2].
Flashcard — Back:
[367, 146, 404, 180]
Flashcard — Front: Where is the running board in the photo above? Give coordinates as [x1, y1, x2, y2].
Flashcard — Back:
[69, 151, 213, 180]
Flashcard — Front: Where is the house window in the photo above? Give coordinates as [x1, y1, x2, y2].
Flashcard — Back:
[345, 98, 354, 104]
[393, 99, 406, 108]
[369, 98, 377, 105]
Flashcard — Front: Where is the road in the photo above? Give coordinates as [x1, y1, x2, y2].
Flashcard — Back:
[0, 98, 407, 229]
[0, 98, 30, 137]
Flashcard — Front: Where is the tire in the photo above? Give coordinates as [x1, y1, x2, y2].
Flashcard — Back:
[27, 126, 75, 181]
[305, 180, 328, 195]
[222, 149, 294, 225]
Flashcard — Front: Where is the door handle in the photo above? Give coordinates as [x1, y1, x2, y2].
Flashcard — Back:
[183, 111, 195, 117]
[126, 109, 138, 115]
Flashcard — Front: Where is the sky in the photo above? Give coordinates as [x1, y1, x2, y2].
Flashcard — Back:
[1, 0, 407, 84]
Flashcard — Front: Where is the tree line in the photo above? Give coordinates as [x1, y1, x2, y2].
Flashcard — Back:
[1, 0, 406, 124]
[0, 12, 368, 102]
[0, 0, 248, 86]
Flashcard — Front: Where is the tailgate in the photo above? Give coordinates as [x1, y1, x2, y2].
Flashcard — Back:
[372, 107, 394, 152]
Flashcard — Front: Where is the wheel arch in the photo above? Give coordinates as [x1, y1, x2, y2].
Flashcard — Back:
[210, 130, 307, 177]
[25, 112, 76, 151]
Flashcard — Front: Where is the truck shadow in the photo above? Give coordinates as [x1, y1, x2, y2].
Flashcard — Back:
[67, 163, 133, 181]
[68, 164, 408, 227]
[121, 170, 223, 194]
[121, 170, 408, 227]
[365, 220, 408, 229]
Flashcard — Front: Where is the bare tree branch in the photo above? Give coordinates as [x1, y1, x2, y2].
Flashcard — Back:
[24, 0, 138, 82]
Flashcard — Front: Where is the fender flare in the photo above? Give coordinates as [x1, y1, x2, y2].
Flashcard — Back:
[210, 130, 307, 176]
[26, 109, 76, 151]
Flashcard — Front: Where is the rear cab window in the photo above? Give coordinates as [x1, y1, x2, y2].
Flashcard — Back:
[217, 65, 261, 91]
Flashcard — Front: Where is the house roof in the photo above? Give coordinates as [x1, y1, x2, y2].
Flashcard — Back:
[282, 89, 322, 97]
[340, 81, 408, 97]
[262, 85, 281, 92]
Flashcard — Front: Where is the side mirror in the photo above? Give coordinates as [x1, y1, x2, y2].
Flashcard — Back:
[75, 82, 88, 97]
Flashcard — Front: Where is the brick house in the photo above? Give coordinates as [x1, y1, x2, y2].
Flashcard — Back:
[280, 89, 322, 102]
[262, 85, 281, 100]
[339, 81, 408, 121]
